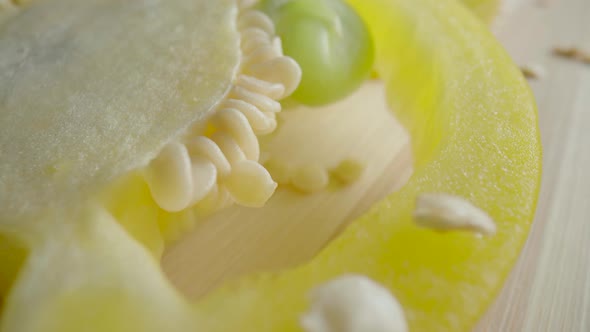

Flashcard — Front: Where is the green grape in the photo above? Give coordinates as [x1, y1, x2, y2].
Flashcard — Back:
[259, 0, 374, 106]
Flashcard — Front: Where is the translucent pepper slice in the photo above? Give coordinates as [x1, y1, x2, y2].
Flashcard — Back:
[0, 0, 239, 221]
[193, 0, 541, 331]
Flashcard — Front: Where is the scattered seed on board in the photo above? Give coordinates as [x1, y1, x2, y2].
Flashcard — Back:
[553, 47, 590, 64]
[413, 193, 497, 236]
[521, 64, 546, 80]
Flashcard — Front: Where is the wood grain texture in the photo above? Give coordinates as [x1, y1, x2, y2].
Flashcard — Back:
[476, 0, 590, 330]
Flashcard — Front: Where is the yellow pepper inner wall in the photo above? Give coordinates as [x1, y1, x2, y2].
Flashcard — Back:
[193, 0, 541, 331]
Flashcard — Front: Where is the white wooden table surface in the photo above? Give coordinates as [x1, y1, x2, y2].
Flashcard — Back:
[476, 0, 590, 330]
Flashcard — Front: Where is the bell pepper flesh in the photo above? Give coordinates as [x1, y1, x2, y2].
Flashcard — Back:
[193, 0, 541, 331]
[0, 0, 541, 331]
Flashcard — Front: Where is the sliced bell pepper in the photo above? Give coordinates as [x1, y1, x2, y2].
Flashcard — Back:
[0, 0, 540, 331]
[193, 0, 541, 331]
